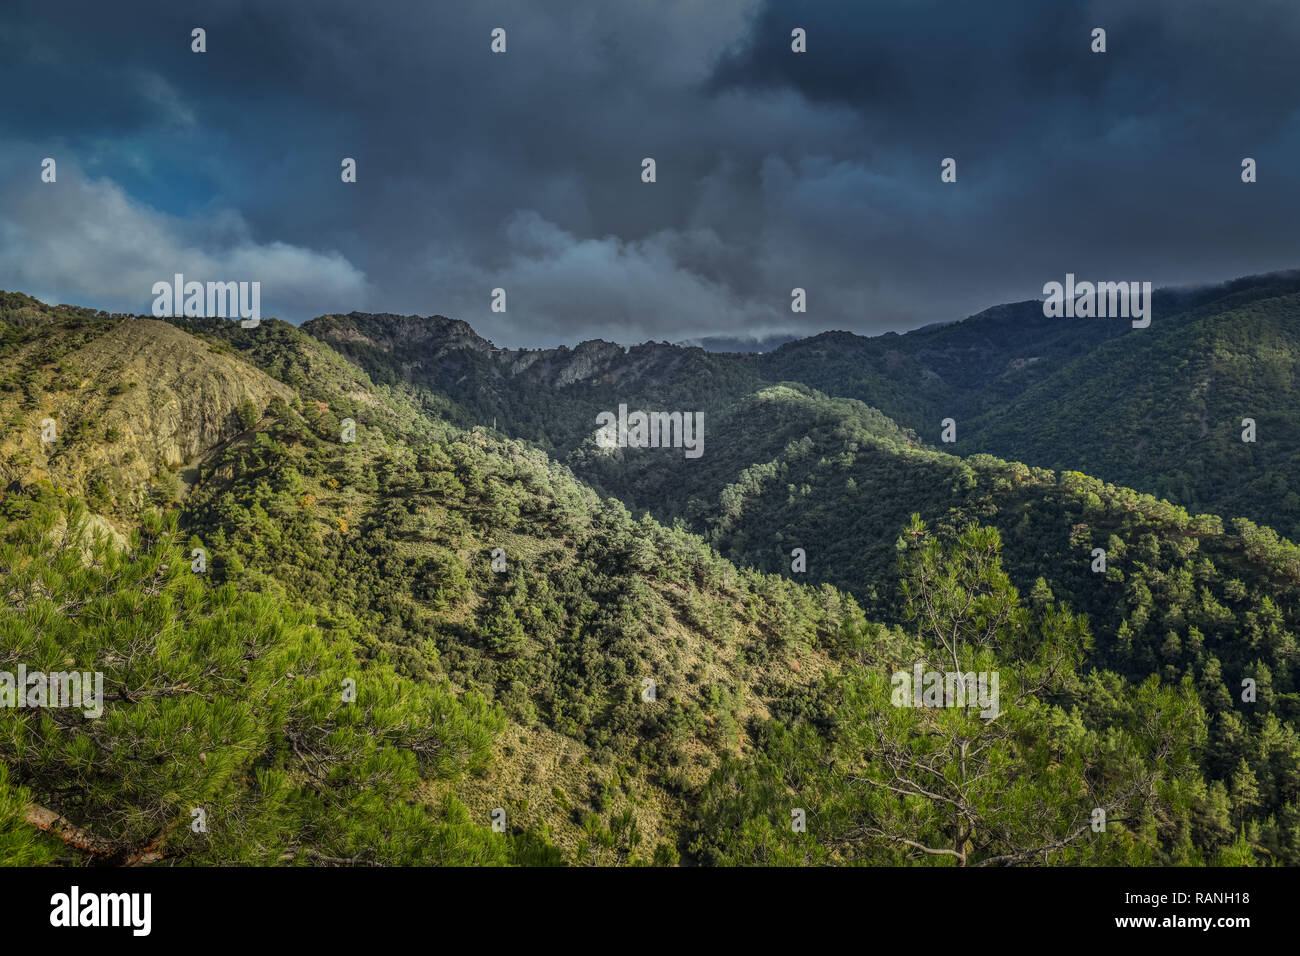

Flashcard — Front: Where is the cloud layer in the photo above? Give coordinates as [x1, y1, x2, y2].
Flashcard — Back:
[0, 151, 367, 319]
[2, 0, 1298, 346]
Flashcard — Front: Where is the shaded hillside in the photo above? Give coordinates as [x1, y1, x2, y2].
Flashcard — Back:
[965, 288, 1300, 538]
[565, 383, 923, 521]
[760, 272, 1300, 538]
[304, 272, 1300, 538]
[305, 310, 767, 456]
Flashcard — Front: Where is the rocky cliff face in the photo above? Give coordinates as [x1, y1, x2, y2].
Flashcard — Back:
[303, 311, 726, 393]
[308, 312, 494, 358]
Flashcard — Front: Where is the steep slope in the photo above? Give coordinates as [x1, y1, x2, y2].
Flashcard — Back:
[964, 287, 1300, 538]
[759, 271, 1300, 538]
[173, 316, 860, 860]
[565, 382, 922, 520]
[0, 297, 292, 520]
[759, 272, 1300, 431]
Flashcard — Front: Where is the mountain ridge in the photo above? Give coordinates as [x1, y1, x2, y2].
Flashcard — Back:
[298, 268, 1300, 540]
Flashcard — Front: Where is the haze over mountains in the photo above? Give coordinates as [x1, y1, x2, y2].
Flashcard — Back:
[2, 270, 1299, 866]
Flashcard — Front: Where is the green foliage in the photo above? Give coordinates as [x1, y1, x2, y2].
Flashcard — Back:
[236, 398, 261, 430]
[6, 286, 1299, 866]
[0, 492, 540, 865]
[0, 763, 58, 865]
[694, 519, 1207, 866]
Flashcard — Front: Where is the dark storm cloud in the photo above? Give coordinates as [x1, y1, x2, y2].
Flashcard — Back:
[1, 0, 1298, 346]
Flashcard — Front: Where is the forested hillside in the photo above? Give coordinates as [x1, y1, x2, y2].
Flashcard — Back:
[0, 300, 855, 864]
[3, 287, 1298, 866]
[753, 272, 1300, 544]
[309, 272, 1300, 540]
[298, 273, 1300, 865]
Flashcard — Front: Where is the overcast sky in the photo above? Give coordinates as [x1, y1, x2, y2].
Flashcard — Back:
[2, 0, 1299, 347]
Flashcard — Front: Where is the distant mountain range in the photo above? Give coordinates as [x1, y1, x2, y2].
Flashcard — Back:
[306, 269, 1300, 543]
